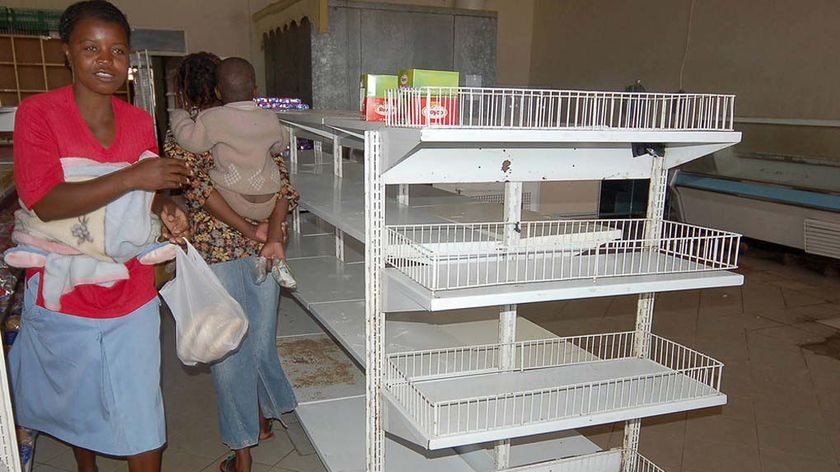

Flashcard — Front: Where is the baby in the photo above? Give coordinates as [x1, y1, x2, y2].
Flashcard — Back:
[170, 57, 295, 288]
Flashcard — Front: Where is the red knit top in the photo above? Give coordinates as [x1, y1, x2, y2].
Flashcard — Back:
[13, 86, 158, 318]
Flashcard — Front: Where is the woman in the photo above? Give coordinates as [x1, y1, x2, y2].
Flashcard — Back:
[8, 1, 191, 471]
[164, 52, 298, 472]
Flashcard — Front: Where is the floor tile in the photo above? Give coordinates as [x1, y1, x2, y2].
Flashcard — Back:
[32, 435, 67, 465]
[682, 439, 760, 472]
[285, 421, 316, 456]
[756, 423, 837, 461]
[780, 287, 831, 308]
[272, 451, 326, 472]
[760, 447, 840, 472]
[159, 449, 218, 472]
[741, 282, 785, 313]
[31, 465, 70, 472]
[753, 396, 830, 432]
[250, 430, 296, 467]
[709, 394, 756, 422]
[699, 286, 744, 316]
[684, 413, 758, 449]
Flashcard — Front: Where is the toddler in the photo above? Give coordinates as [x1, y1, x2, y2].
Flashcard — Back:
[170, 57, 295, 288]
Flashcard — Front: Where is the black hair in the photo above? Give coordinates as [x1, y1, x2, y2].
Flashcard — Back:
[178, 52, 222, 111]
[216, 57, 256, 103]
[59, 1, 131, 44]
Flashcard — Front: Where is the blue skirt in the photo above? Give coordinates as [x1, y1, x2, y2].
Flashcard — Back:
[7, 275, 165, 456]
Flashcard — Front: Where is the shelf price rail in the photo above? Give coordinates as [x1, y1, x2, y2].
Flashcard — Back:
[387, 87, 736, 131]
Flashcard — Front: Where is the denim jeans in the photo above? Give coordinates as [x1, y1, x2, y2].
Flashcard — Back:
[209, 257, 297, 449]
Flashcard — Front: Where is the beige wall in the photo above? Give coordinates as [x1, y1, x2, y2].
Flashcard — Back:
[529, 0, 840, 161]
[7, 0, 253, 59]
[484, 0, 533, 85]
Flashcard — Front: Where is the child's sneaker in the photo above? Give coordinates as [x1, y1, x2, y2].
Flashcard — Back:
[250, 256, 268, 285]
[271, 259, 297, 290]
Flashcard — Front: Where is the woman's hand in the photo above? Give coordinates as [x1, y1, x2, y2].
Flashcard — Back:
[254, 222, 269, 243]
[259, 241, 286, 262]
[126, 157, 191, 191]
[240, 222, 267, 243]
[159, 198, 191, 243]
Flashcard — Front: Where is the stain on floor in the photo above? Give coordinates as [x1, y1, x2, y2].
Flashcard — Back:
[800, 332, 840, 360]
[277, 337, 358, 389]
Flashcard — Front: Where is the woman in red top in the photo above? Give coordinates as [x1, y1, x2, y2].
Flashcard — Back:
[8, 2, 190, 471]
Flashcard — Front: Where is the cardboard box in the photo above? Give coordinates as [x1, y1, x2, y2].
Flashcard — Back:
[397, 69, 460, 125]
[401, 95, 458, 126]
[397, 69, 459, 90]
[360, 74, 397, 121]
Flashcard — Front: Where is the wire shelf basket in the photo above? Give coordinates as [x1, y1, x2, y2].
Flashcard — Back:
[503, 448, 665, 472]
[385, 87, 736, 131]
[384, 332, 724, 440]
[385, 219, 741, 291]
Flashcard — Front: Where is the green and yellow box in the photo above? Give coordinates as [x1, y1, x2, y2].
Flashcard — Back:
[360, 74, 397, 121]
[397, 69, 460, 90]
[397, 69, 460, 125]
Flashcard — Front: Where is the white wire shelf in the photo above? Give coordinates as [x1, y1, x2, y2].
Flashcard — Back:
[386, 219, 741, 291]
[383, 331, 726, 449]
[504, 448, 664, 472]
[386, 87, 735, 131]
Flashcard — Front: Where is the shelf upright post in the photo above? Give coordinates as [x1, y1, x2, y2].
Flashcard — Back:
[314, 140, 323, 167]
[503, 182, 523, 246]
[336, 228, 345, 261]
[364, 130, 386, 472]
[398, 184, 409, 206]
[285, 125, 302, 234]
[494, 181, 523, 469]
[288, 126, 298, 174]
[334, 163, 345, 260]
[623, 148, 668, 471]
[334, 135, 343, 177]
[0, 330, 20, 472]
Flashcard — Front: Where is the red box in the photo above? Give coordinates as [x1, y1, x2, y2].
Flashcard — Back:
[405, 96, 459, 126]
[362, 96, 394, 122]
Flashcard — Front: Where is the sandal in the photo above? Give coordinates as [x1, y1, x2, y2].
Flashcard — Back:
[259, 419, 274, 441]
[219, 453, 236, 472]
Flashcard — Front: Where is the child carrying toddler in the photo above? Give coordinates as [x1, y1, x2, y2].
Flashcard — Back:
[170, 57, 295, 287]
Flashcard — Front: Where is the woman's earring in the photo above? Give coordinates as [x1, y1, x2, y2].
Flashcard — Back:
[66, 55, 74, 81]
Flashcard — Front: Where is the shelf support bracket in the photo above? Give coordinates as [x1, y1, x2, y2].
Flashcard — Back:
[334, 136, 343, 177]
[504, 182, 523, 246]
[623, 147, 667, 470]
[288, 126, 298, 174]
[335, 228, 345, 261]
[314, 140, 323, 167]
[494, 181, 522, 470]
[398, 184, 409, 206]
[365, 130, 386, 472]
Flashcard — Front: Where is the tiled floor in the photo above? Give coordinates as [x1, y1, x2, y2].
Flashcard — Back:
[30, 248, 840, 472]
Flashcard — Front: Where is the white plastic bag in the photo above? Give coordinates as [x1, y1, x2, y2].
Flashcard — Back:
[159, 240, 248, 366]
